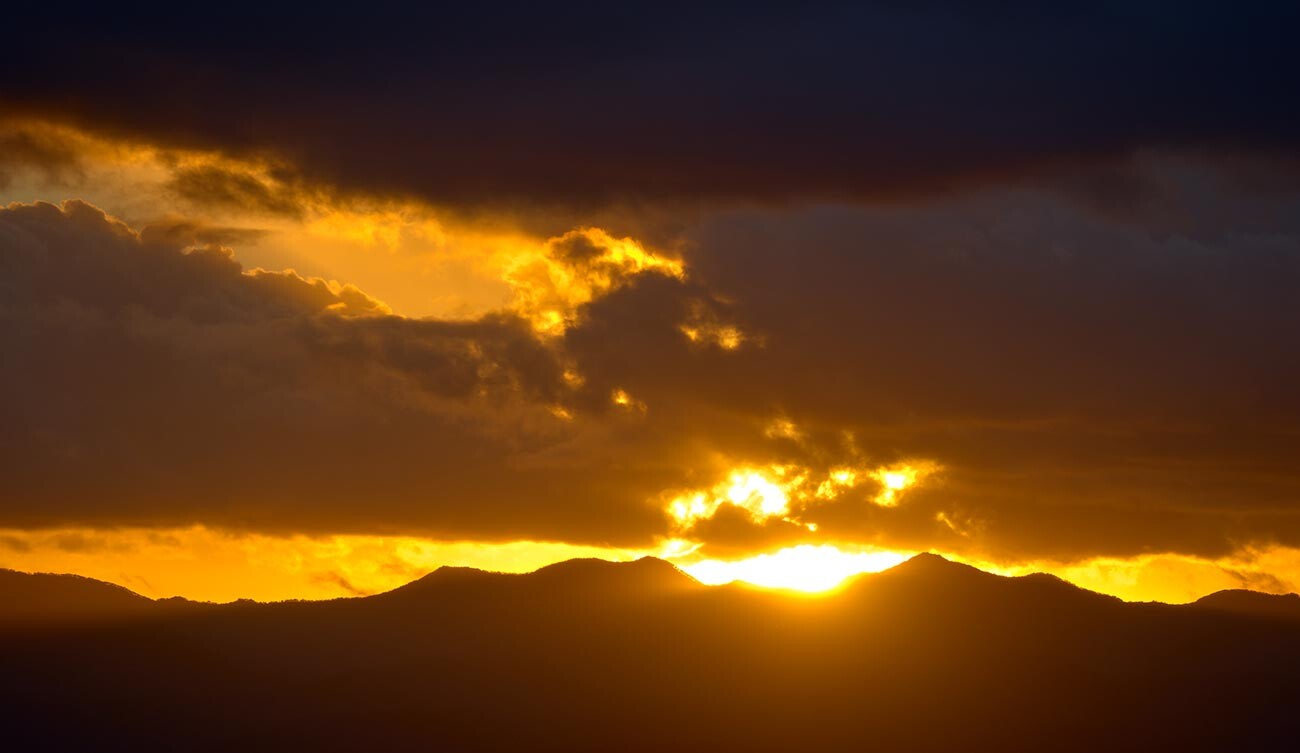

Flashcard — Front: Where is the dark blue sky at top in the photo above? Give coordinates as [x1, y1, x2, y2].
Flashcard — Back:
[3, 1, 1298, 206]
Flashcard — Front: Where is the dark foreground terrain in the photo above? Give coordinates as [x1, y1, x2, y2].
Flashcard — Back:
[3, 554, 1299, 752]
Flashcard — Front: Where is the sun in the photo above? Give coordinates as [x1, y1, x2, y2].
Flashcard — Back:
[679, 544, 911, 593]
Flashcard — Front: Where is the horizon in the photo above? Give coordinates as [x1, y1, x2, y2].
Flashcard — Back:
[8, 538, 1300, 753]
[5, 548, 1293, 606]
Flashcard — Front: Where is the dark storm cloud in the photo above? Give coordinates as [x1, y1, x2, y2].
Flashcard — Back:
[166, 165, 308, 219]
[137, 219, 272, 249]
[0, 129, 84, 190]
[1, 175, 1298, 562]
[2, 2, 1298, 210]
[0, 200, 682, 542]
[557, 182, 1300, 560]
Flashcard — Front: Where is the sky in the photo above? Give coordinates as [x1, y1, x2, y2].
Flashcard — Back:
[1, 2, 1298, 603]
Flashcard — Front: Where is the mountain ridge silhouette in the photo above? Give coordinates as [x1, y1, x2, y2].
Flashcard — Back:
[4, 553, 1296, 616]
[0, 568, 156, 624]
[1194, 588, 1300, 622]
[387, 555, 699, 595]
[3, 553, 1299, 751]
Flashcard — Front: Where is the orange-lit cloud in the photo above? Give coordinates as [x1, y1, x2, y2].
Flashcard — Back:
[0, 119, 684, 324]
[668, 467, 799, 529]
[610, 388, 648, 413]
[679, 298, 752, 350]
[664, 457, 941, 533]
[869, 462, 940, 507]
[764, 418, 803, 441]
[505, 227, 684, 335]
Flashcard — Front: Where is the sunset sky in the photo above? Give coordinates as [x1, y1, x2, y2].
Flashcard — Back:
[2, 3, 1298, 603]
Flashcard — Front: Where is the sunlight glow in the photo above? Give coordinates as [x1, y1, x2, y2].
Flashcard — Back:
[680, 545, 911, 592]
[666, 458, 941, 530]
[506, 227, 684, 335]
[681, 323, 746, 349]
[667, 465, 803, 528]
[0, 119, 685, 323]
[679, 299, 750, 350]
[611, 388, 647, 412]
[764, 418, 802, 440]
[2, 526, 1297, 604]
[0, 526, 647, 602]
[870, 462, 938, 507]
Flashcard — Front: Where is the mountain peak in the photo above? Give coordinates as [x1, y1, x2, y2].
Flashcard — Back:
[1194, 589, 1300, 622]
[530, 556, 699, 591]
[888, 552, 985, 578]
[378, 565, 503, 598]
[0, 568, 154, 624]
[902, 551, 955, 566]
[379, 556, 699, 602]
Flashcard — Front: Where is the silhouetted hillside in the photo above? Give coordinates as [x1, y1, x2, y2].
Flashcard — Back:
[382, 556, 699, 603]
[0, 568, 154, 625]
[1, 555, 1298, 752]
[1194, 589, 1300, 622]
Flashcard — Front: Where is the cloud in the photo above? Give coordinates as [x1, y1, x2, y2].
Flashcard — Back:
[544, 182, 1300, 561]
[311, 571, 370, 597]
[693, 196, 1300, 556]
[138, 218, 272, 249]
[504, 227, 684, 334]
[3, 162, 1300, 569]
[0, 200, 666, 542]
[2, 4, 1298, 209]
[0, 127, 83, 189]
[166, 164, 308, 219]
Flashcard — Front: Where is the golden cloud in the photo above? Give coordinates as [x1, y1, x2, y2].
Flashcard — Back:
[504, 227, 685, 334]
[664, 457, 942, 532]
[0, 119, 684, 324]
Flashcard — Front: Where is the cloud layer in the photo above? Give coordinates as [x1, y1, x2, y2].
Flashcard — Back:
[3, 184, 1298, 567]
[0, 201, 622, 539]
[2, 5, 1300, 596]
[3, 3, 1298, 210]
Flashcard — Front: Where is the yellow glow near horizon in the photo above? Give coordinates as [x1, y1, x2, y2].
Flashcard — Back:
[1, 527, 1298, 604]
[0, 526, 646, 602]
[680, 545, 912, 592]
